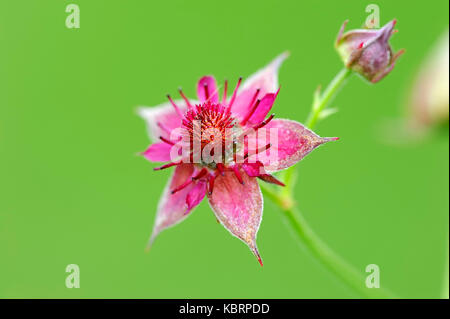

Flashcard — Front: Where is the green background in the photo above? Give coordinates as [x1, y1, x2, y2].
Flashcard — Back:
[0, 0, 448, 298]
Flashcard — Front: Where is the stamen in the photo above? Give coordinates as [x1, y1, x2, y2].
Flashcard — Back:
[216, 163, 225, 176]
[154, 161, 180, 171]
[253, 114, 275, 130]
[228, 77, 242, 110]
[192, 168, 207, 180]
[159, 136, 175, 145]
[207, 174, 216, 195]
[232, 165, 244, 184]
[171, 178, 193, 194]
[167, 94, 183, 118]
[203, 83, 210, 100]
[248, 88, 260, 112]
[241, 99, 261, 126]
[222, 79, 228, 104]
[178, 88, 193, 109]
[157, 121, 171, 135]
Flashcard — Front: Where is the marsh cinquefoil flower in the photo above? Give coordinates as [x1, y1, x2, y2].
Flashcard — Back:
[138, 53, 337, 265]
[336, 20, 404, 83]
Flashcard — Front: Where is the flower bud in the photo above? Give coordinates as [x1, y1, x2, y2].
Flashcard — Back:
[335, 20, 404, 83]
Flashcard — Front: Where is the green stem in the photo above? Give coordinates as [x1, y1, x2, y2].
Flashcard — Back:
[264, 68, 398, 298]
[306, 68, 352, 129]
[261, 185, 396, 298]
[283, 207, 390, 299]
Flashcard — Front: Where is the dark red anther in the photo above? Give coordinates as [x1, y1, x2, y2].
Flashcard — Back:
[203, 83, 210, 100]
[228, 77, 242, 110]
[192, 168, 208, 180]
[167, 94, 183, 118]
[222, 79, 228, 105]
[241, 99, 261, 126]
[178, 88, 193, 109]
[253, 114, 275, 130]
[232, 165, 244, 184]
[216, 163, 225, 176]
[154, 161, 180, 171]
[159, 136, 175, 145]
[171, 178, 193, 194]
[207, 174, 216, 195]
[248, 88, 260, 112]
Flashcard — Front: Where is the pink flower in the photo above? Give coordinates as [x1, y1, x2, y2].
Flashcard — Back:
[336, 20, 405, 83]
[138, 53, 337, 265]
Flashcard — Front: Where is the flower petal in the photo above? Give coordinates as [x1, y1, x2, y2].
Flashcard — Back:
[247, 119, 338, 172]
[148, 164, 201, 247]
[231, 52, 288, 120]
[207, 170, 263, 265]
[138, 99, 192, 142]
[197, 76, 219, 103]
[142, 142, 173, 162]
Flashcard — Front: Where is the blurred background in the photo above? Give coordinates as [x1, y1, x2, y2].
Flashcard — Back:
[0, 0, 448, 298]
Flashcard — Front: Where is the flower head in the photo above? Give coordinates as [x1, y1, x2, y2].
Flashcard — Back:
[335, 20, 404, 83]
[138, 53, 337, 265]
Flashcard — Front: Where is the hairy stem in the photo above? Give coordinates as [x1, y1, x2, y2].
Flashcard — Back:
[263, 184, 396, 298]
[306, 68, 352, 128]
[265, 68, 397, 298]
